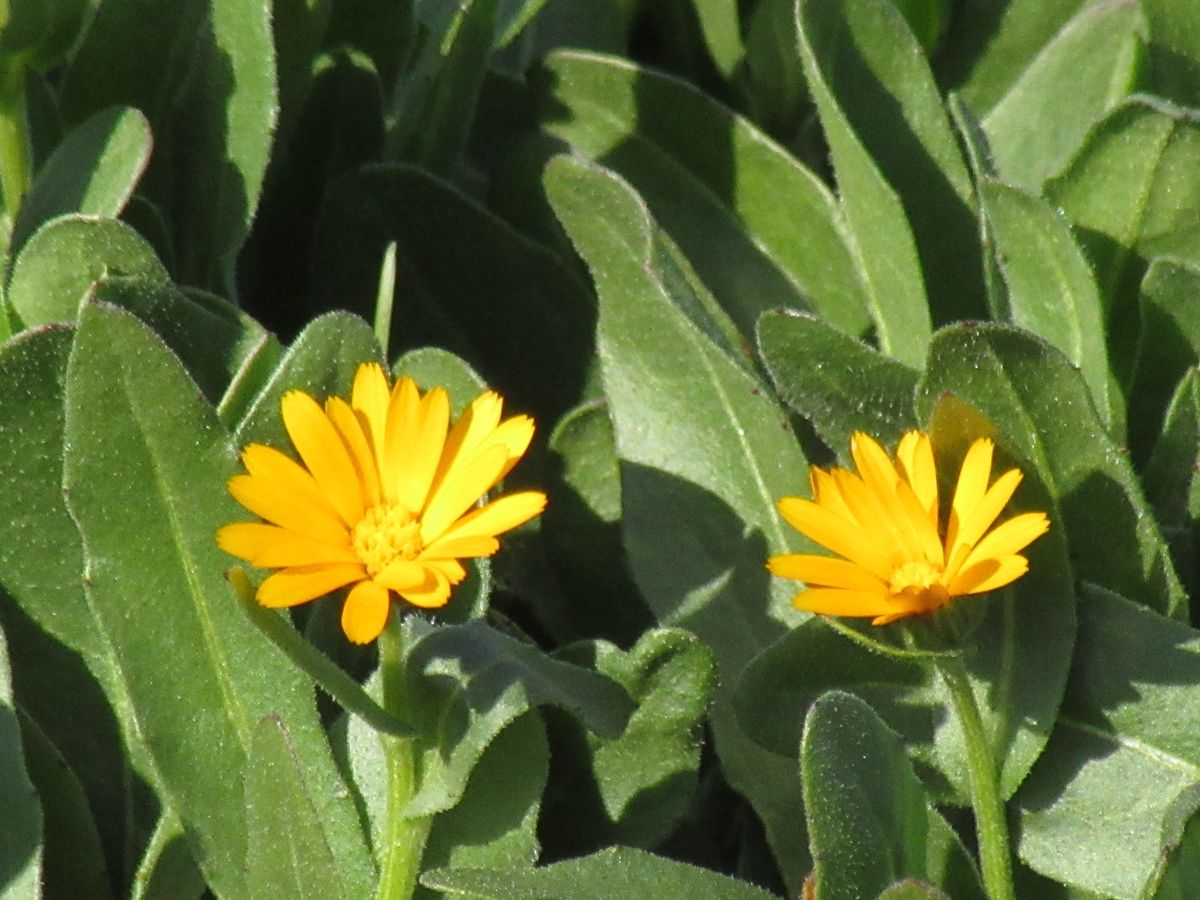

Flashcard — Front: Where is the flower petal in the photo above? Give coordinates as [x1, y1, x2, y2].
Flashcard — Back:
[767, 553, 888, 593]
[420, 444, 510, 544]
[228, 474, 347, 545]
[422, 535, 499, 558]
[351, 362, 391, 461]
[400, 566, 452, 608]
[950, 555, 1030, 596]
[374, 559, 429, 592]
[341, 580, 391, 644]
[957, 512, 1049, 575]
[326, 396, 382, 509]
[239, 444, 344, 534]
[776, 496, 893, 580]
[950, 468, 1023, 559]
[381, 376, 421, 504]
[946, 438, 994, 559]
[895, 431, 938, 519]
[257, 564, 365, 608]
[282, 390, 365, 526]
[218, 521, 356, 568]
[396, 386, 449, 514]
[789, 587, 899, 618]
[428, 491, 546, 547]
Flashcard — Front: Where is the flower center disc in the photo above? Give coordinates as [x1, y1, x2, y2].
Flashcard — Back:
[889, 559, 949, 608]
[353, 504, 423, 575]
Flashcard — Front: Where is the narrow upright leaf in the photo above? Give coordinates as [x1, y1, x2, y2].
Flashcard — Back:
[63, 302, 374, 897]
[802, 692, 985, 900]
[798, 0, 982, 341]
[0, 628, 42, 899]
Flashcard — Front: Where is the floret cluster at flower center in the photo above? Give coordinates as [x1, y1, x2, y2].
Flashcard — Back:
[889, 559, 949, 607]
[353, 503, 424, 575]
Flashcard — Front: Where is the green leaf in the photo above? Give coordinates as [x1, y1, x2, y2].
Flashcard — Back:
[130, 813, 206, 900]
[1156, 811, 1200, 900]
[1130, 259, 1200, 461]
[8, 215, 168, 329]
[9, 106, 150, 263]
[393, 0, 496, 177]
[0, 626, 42, 899]
[417, 710, 547, 891]
[979, 0, 1142, 191]
[542, 399, 653, 646]
[756, 308, 919, 456]
[59, 0, 278, 290]
[934, 0, 1091, 115]
[978, 179, 1113, 429]
[232, 311, 384, 448]
[738, 0, 806, 137]
[917, 323, 1186, 618]
[245, 716, 357, 900]
[546, 154, 812, 891]
[798, 0, 982, 341]
[313, 164, 594, 422]
[545, 154, 807, 673]
[534, 49, 871, 339]
[421, 846, 779, 898]
[1141, 0, 1200, 107]
[62, 302, 374, 897]
[691, 0, 743, 78]
[1144, 369, 1200, 599]
[542, 629, 715, 853]
[0, 325, 95, 657]
[1015, 584, 1200, 899]
[399, 618, 634, 817]
[734, 618, 936, 786]
[802, 691, 985, 900]
[16, 711, 112, 900]
[1046, 97, 1200, 387]
[924, 394, 1076, 800]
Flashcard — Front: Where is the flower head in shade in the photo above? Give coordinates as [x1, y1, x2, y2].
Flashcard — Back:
[768, 431, 1048, 625]
[217, 363, 546, 644]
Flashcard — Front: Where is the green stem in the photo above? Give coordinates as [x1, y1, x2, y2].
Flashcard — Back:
[375, 613, 432, 900]
[0, 60, 29, 221]
[936, 655, 1015, 900]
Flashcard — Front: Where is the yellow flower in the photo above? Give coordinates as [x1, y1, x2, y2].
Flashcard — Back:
[768, 431, 1048, 625]
[217, 363, 546, 644]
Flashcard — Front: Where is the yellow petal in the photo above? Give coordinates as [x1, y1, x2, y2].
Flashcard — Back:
[240, 444, 343, 529]
[422, 558, 466, 584]
[420, 444, 510, 544]
[326, 396, 381, 508]
[374, 559, 430, 592]
[396, 386, 449, 514]
[956, 512, 1049, 575]
[281, 390, 365, 526]
[351, 362, 391, 461]
[950, 468, 1023, 558]
[492, 415, 537, 480]
[894, 431, 938, 520]
[400, 567, 452, 608]
[848, 434, 932, 563]
[950, 555, 1030, 596]
[341, 580, 391, 644]
[434, 391, 504, 489]
[257, 564, 365, 608]
[767, 553, 888, 592]
[790, 586, 896, 618]
[946, 438, 994, 558]
[218, 521, 356, 567]
[832, 468, 918, 562]
[381, 376, 421, 503]
[809, 467, 856, 524]
[228, 475, 347, 545]
[422, 535, 499, 558]
[429, 491, 546, 546]
[776, 496, 893, 580]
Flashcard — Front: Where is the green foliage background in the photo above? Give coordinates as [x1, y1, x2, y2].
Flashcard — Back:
[3, 0, 1200, 897]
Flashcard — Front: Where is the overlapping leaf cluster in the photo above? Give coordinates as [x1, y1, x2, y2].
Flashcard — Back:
[3, 0, 1200, 898]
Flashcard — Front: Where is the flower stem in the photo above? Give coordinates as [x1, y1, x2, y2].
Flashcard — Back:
[936, 655, 1015, 900]
[375, 613, 431, 900]
[0, 59, 30, 221]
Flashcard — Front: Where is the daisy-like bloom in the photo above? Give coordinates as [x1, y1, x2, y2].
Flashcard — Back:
[768, 431, 1049, 625]
[217, 363, 546, 644]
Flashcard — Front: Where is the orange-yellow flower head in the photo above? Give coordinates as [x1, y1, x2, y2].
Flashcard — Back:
[217, 363, 546, 644]
[768, 431, 1048, 625]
